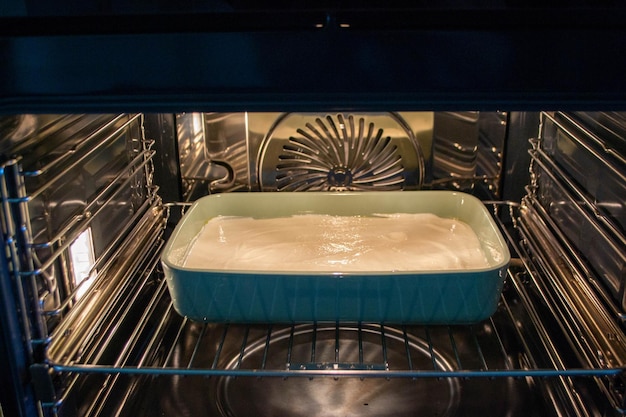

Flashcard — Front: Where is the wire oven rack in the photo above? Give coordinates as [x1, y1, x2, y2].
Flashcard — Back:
[40, 202, 626, 416]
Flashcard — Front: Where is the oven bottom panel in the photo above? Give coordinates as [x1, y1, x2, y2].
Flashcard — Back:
[120, 369, 548, 417]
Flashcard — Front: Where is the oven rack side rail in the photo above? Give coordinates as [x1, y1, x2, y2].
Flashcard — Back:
[38, 202, 626, 412]
[0, 114, 154, 335]
[48, 364, 625, 380]
[534, 111, 626, 321]
[0, 113, 163, 417]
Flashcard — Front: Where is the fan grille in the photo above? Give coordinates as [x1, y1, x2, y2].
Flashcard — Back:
[273, 114, 406, 191]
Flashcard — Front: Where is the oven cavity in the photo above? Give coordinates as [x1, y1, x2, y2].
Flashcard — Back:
[1, 111, 626, 417]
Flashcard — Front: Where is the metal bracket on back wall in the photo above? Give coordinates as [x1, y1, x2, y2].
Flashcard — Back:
[143, 114, 183, 223]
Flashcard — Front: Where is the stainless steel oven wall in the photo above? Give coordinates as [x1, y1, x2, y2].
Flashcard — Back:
[432, 112, 481, 188]
[520, 111, 626, 415]
[1, 114, 149, 315]
[0, 114, 159, 417]
[532, 112, 626, 314]
[175, 111, 506, 200]
[177, 112, 249, 200]
[431, 111, 507, 197]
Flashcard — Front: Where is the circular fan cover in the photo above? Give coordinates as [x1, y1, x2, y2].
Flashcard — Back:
[258, 113, 424, 191]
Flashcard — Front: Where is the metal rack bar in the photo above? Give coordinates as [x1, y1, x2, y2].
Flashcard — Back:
[447, 327, 463, 370]
[495, 206, 569, 373]
[517, 200, 626, 411]
[235, 326, 250, 370]
[470, 325, 489, 371]
[30, 144, 155, 251]
[496, 227, 586, 416]
[42, 192, 160, 316]
[20, 115, 126, 177]
[286, 325, 295, 370]
[50, 225, 166, 410]
[212, 324, 229, 370]
[528, 147, 626, 322]
[530, 146, 625, 248]
[46, 201, 164, 362]
[23, 115, 140, 200]
[261, 325, 272, 370]
[335, 322, 340, 364]
[50, 364, 623, 379]
[489, 317, 513, 370]
[499, 292, 590, 417]
[357, 324, 365, 367]
[0, 158, 44, 348]
[85, 287, 167, 416]
[6, 115, 81, 158]
[543, 112, 626, 173]
[310, 322, 317, 364]
[2, 117, 157, 359]
[379, 324, 389, 371]
[0, 114, 161, 417]
[137, 298, 176, 369]
[518, 211, 596, 365]
[47, 323, 626, 380]
[24, 150, 156, 278]
[102, 252, 167, 368]
[424, 327, 437, 370]
[187, 324, 207, 369]
[403, 326, 413, 371]
[521, 196, 626, 368]
[163, 316, 187, 368]
[80, 274, 169, 417]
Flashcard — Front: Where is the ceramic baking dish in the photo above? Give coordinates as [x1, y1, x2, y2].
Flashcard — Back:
[161, 191, 510, 324]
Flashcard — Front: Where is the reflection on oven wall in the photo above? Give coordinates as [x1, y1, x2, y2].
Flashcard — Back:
[0, 114, 162, 417]
[533, 112, 626, 311]
[175, 111, 507, 200]
[0, 114, 150, 315]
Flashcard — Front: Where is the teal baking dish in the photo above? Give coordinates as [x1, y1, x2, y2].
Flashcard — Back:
[161, 191, 510, 324]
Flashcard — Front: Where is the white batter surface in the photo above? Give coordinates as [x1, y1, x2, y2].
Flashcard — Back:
[183, 213, 491, 272]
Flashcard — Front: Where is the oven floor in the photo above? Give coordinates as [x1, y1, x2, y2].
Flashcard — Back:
[117, 373, 552, 417]
[108, 320, 557, 417]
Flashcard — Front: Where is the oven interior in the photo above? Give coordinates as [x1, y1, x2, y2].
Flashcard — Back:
[1, 111, 625, 417]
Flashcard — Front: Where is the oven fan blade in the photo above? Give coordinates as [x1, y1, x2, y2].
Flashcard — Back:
[258, 113, 423, 191]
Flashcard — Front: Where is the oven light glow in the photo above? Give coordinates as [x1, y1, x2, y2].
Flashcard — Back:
[192, 113, 203, 135]
[69, 227, 97, 300]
